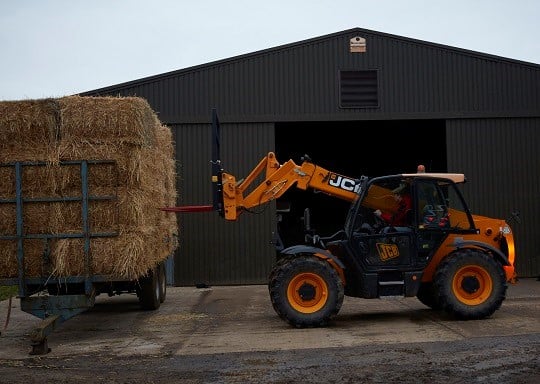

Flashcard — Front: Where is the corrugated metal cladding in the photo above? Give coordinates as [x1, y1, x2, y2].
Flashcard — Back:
[83, 28, 539, 123]
[171, 121, 276, 285]
[446, 117, 540, 277]
[80, 27, 540, 280]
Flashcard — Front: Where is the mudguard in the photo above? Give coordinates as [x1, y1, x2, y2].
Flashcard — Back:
[452, 238, 510, 266]
[280, 245, 346, 270]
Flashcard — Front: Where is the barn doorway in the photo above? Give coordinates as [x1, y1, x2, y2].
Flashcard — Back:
[274, 119, 447, 247]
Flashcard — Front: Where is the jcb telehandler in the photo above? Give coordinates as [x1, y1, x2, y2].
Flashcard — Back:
[165, 110, 518, 327]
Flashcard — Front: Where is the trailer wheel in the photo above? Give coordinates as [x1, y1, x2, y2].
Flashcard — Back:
[268, 255, 343, 327]
[139, 267, 161, 310]
[158, 262, 167, 303]
[434, 249, 507, 320]
[416, 282, 442, 310]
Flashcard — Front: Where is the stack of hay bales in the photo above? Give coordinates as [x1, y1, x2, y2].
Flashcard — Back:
[0, 96, 178, 280]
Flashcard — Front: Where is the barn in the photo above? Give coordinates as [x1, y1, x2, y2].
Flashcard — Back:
[81, 27, 540, 284]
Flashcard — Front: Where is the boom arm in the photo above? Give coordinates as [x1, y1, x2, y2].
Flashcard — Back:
[220, 152, 360, 221]
[161, 110, 360, 219]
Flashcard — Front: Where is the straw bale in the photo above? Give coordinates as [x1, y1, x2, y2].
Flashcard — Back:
[58, 95, 158, 147]
[0, 98, 60, 163]
[0, 95, 179, 280]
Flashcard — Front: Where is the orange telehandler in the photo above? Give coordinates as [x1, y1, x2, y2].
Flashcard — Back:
[165, 109, 518, 327]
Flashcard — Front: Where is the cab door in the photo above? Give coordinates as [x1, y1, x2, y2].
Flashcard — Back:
[347, 177, 416, 272]
[414, 179, 450, 267]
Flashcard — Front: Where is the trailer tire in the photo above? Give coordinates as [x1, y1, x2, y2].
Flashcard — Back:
[139, 267, 161, 310]
[268, 255, 343, 328]
[434, 249, 507, 320]
[158, 262, 167, 303]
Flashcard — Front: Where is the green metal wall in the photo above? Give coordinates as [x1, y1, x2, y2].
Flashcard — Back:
[171, 121, 277, 285]
[446, 117, 540, 277]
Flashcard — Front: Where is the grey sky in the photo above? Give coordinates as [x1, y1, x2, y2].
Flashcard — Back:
[1, 0, 539, 101]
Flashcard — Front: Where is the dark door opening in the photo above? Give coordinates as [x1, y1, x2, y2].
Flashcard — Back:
[274, 119, 447, 247]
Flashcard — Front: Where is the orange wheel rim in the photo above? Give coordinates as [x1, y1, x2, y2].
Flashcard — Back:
[287, 272, 328, 313]
[452, 265, 493, 305]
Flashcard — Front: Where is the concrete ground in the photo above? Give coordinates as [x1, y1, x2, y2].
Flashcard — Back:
[0, 278, 539, 383]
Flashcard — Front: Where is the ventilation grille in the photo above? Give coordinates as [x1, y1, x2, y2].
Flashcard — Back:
[340, 70, 378, 108]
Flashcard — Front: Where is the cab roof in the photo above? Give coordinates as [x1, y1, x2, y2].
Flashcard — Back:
[401, 173, 466, 183]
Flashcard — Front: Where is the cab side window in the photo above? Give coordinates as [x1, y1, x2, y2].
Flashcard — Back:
[416, 181, 449, 229]
[416, 180, 473, 230]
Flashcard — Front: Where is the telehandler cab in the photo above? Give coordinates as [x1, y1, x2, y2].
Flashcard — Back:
[165, 110, 517, 327]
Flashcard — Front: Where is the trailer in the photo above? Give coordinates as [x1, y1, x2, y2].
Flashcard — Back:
[0, 160, 167, 355]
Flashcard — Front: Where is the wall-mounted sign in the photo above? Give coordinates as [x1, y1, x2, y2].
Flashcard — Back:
[350, 36, 366, 53]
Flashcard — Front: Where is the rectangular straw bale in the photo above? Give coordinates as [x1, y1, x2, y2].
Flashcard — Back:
[0, 98, 60, 163]
[58, 95, 158, 147]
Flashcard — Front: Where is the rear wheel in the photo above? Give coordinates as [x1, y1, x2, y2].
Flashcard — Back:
[268, 255, 343, 327]
[434, 249, 507, 319]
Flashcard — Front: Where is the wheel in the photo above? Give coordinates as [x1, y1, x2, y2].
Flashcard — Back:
[434, 249, 507, 320]
[268, 255, 344, 327]
[138, 267, 161, 310]
[158, 262, 167, 303]
[416, 282, 443, 310]
[268, 255, 293, 289]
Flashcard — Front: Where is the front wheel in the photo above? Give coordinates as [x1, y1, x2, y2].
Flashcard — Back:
[434, 249, 507, 320]
[268, 255, 344, 328]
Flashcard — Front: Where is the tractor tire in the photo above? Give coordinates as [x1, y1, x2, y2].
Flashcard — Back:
[267, 255, 294, 289]
[268, 255, 344, 328]
[434, 249, 507, 320]
[416, 282, 443, 310]
[139, 267, 161, 310]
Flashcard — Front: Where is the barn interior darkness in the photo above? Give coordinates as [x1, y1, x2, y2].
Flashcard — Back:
[274, 119, 447, 246]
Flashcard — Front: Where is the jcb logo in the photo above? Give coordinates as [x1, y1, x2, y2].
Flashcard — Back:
[376, 243, 400, 261]
[328, 174, 361, 193]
